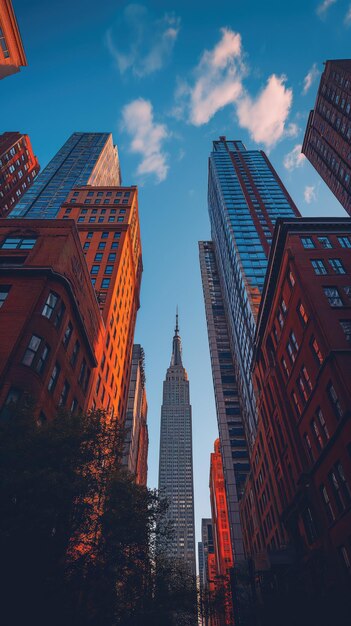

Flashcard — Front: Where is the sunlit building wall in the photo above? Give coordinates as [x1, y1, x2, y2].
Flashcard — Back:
[0, 132, 40, 217]
[0, 0, 27, 79]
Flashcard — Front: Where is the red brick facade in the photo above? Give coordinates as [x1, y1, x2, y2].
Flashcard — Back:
[0, 219, 102, 421]
[0, 0, 27, 79]
[0, 132, 40, 217]
[240, 218, 351, 614]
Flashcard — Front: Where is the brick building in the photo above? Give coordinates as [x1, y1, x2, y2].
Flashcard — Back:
[0, 0, 27, 79]
[58, 185, 142, 423]
[0, 132, 40, 217]
[209, 439, 234, 626]
[302, 59, 351, 216]
[0, 219, 102, 421]
[240, 217, 351, 624]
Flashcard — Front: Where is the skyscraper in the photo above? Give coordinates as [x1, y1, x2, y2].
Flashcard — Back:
[199, 240, 248, 563]
[0, 0, 27, 80]
[302, 59, 351, 216]
[11, 132, 121, 219]
[158, 314, 196, 573]
[207, 137, 300, 445]
[0, 131, 40, 217]
[124, 344, 149, 486]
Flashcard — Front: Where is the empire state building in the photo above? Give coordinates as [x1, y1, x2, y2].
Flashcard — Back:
[158, 314, 196, 574]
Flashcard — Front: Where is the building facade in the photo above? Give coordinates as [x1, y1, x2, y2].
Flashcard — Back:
[0, 132, 40, 217]
[240, 218, 351, 624]
[58, 185, 142, 424]
[210, 439, 234, 626]
[0, 219, 102, 421]
[123, 344, 148, 486]
[11, 132, 121, 220]
[302, 59, 351, 216]
[158, 315, 196, 573]
[0, 0, 27, 79]
[199, 240, 249, 564]
[207, 137, 300, 447]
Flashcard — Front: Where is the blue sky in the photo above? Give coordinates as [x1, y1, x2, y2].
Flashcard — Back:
[2, 0, 349, 552]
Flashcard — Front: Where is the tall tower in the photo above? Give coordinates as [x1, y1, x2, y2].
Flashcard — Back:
[0, 132, 40, 217]
[207, 137, 300, 445]
[158, 313, 196, 574]
[302, 59, 351, 217]
[10, 132, 121, 219]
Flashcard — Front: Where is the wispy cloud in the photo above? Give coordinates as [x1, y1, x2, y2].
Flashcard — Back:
[344, 5, 351, 25]
[175, 28, 294, 149]
[106, 4, 180, 77]
[302, 63, 320, 95]
[188, 28, 244, 126]
[236, 74, 294, 147]
[283, 144, 306, 172]
[316, 0, 337, 18]
[304, 185, 317, 203]
[122, 99, 169, 182]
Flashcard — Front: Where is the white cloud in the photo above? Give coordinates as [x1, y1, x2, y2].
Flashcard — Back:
[188, 28, 244, 126]
[345, 5, 351, 25]
[122, 99, 169, 182]
[304, 185, 317, 203]
[283, 144, 306, 172]
[106, 5, 180, 77]
[316, 0, 337, 17]
[176, 28, 294, 149]
[302, 63, 320, 95]
[236, 74, 293, 148]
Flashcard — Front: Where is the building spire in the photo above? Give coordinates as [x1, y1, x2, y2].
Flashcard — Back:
[171, 307, 182, 367]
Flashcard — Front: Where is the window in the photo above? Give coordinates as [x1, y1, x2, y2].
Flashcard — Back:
[91, 265, 99, 275]
[0, 285, 10, 308]
[339, 546, 351, 574]
[70, 398, 78, 414]
[318, 236, 332, 248]
[297, 301, 309, 326]
[320, 484, 335, 523]
[340, 320, 351, 341]
[98, 242, 106, 250]
[70, 340, 80, 368]
[297, 365, 312, 403]
[114, 232, 120, 239]
[48, 362, 60, 393]
[117, 217, 124, 222]
[54, 301, 65, 329]
[311, 259, 327, 275]
[338, 236, 351, 248]
[310, 336, 323, 364]
[311, 419, 323, 451]
[101, 278, 110, 289]
[104, 265, 113, 275]
[108, 253, 116, 262]
[83, 242, 90, 250]
[301, 237, 315, 249]
[101, 232, 109, 239]
[1, 237, 36, 250]
[63, 321, 73, 348]
[0, 27, 10, 58]
[323, 286, 343, 307]
[302, 507, 318, 544]
[291, 390, 302, 417]
[327, 382, 343, 419]
[316, 408, 329, 441]
[78, 217, 85, 223]
[78, 359, 87, 386]
[329, 469, 347, 514]
[287, 331, 299, 363]
[281, 356, 290, 378]
[36, 343, 50, 375]
[22, 334, 41, 367]
[329, 258, 346, 274]
[42, 291, 59, 319]
[111, 242, 119, 249]
[94, 253, 103, 262]
[58, 381, 70, 407]
[304, 433, 315, 463]
[288, 270, 295, 288]
[87, 232, 93, 239]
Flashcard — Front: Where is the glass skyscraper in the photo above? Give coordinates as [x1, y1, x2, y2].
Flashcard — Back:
[207, 137, 300, 446]
[158, 315, 196, 574]
[10, 132, 121, 219]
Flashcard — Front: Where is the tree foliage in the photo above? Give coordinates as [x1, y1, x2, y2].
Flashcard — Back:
[0, 405, 197, 626]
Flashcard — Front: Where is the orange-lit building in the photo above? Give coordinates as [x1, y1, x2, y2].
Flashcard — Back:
[0, 132, 40, 217]
[58, 185, 142, 423]
[0, 219, 102, 421]
[0, 0, 27, 79]
[210, 439, 235, 625]
[124, 344, 149, 486]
